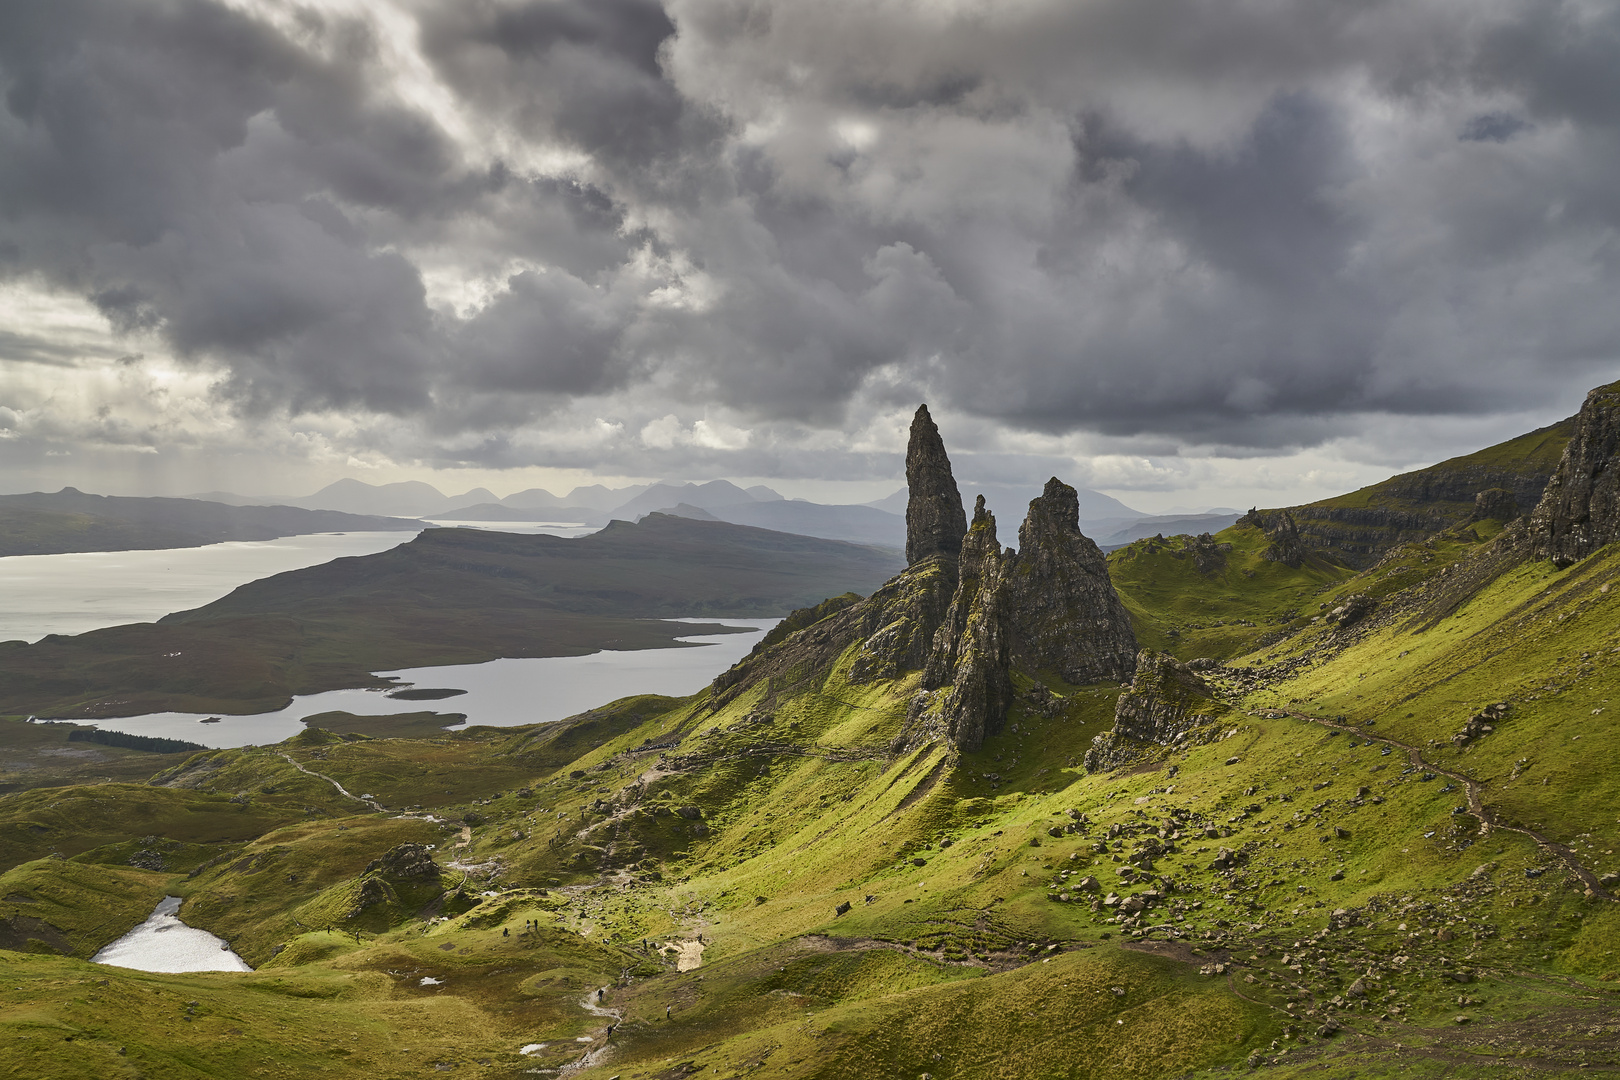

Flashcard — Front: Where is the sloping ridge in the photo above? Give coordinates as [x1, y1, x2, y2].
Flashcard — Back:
[1276, 417, 1574, 568]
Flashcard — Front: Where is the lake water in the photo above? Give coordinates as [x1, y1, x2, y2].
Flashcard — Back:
[0, 523, 604, 643]
[83, 619, 776, 748]
[91, 896, 253, 973]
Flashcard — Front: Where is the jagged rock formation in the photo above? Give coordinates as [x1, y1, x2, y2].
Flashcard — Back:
[364, 843, 440, 881]
[903, 483, 1139, 752]
[914, 497, 1013, 751]
[904, 404, 968, 566]
[711, 411, 1139, 754]
[1000, 478, 1138, 684]
[1527, 381, 1620, 567]
[1084, 650, 1226, 772]
[1237, 508, 1308, 568]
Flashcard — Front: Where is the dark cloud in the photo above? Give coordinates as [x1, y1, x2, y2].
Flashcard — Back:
[1459, 111, 1532, 142]
[1, 0, 1618, 481]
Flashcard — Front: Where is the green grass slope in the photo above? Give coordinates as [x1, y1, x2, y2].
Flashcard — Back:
[1107, 522, 1353, 659]
[6, 506, 1620, 1077]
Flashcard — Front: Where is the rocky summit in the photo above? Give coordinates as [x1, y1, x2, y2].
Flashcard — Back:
[728, 411, 1140, 754]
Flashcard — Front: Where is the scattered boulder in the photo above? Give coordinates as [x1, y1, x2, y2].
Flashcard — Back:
[364, 843, 440, 881]
[1325, 593, 1375, 628]
[1453, 702, 1508, 746]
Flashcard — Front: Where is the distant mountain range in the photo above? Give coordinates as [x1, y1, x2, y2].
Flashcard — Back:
[181, 477, 1228, 551]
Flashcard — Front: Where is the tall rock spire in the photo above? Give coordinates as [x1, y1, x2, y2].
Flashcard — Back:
[905, 404, 968, 566]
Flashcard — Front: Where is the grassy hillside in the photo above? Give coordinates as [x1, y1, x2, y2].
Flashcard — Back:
[4, 508, 1618, 1078]
[0, 515, 901, 720]
[1107, 523, 1353, 659]
[7, 419, 1620, 1077]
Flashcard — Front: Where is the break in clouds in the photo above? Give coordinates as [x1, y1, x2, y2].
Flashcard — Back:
[1, 0, 1619, 490]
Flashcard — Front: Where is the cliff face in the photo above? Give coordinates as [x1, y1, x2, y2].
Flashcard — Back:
[1276, 418, 1573, 569]
[1527, 381, 1620, 568]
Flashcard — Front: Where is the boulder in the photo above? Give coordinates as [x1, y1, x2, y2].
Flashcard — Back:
[364, 843, 440, 881]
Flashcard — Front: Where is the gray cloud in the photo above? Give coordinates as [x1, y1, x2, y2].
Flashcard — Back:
[1, 0, 1618, 486]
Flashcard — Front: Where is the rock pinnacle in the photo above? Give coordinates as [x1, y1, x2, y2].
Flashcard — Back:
[905, 404, 968, 566]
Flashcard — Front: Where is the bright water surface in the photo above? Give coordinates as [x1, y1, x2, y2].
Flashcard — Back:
[0, 522, 602, 643]
[80, 619, 776, 748]
[0, 531, 417, 643]
[91, 896, 253, 973]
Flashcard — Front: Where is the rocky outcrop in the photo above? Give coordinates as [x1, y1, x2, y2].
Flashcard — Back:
[1527, 381, 1620, 567]
[713, 408, 1140, 756]
[365, 843, 441, 881]
[1000, 478, 1138, 684]
[905, 404, 968, 566]
[1084, 650, 1225, 772]
[1237, 508, 1308, 568]
[848, 558, 959, 683]
[1469, 488, 1520, 523]
[912, 497, 1013, 751]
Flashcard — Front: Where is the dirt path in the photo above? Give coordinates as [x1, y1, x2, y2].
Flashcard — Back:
[275, 753, 385, 813]
[558, 987, 624, 1077]
[1283, 711, 1614, 902]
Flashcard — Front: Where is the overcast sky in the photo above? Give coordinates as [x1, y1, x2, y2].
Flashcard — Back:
[1, 0, 1616, 512]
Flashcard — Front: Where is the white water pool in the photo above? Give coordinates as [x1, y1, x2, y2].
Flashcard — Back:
[91, 896, 252, 973]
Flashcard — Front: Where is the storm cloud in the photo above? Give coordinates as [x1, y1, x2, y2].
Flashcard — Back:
[1, 0, 1618, 493]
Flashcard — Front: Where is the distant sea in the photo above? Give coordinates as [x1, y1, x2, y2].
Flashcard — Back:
[0, 522, 599, 644]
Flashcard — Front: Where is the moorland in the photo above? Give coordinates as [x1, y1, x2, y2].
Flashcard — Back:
[2, 391, 1619, 1080]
